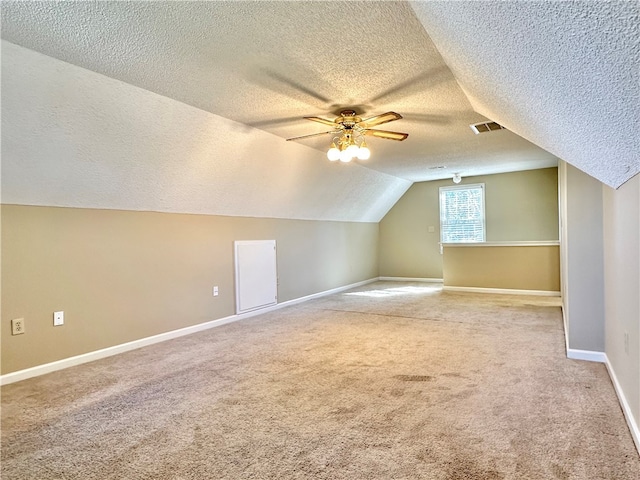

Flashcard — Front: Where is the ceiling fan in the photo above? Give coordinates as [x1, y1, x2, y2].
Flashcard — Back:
[286, 109, 408, 162]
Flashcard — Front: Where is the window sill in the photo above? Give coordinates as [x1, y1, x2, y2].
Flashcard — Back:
[441, 241, 560, 248]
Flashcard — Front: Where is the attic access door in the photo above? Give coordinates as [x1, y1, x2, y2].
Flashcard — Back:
[234, 240, 278, 314]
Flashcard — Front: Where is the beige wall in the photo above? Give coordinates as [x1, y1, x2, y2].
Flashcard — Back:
[603, 175, 640, 432]
[443, 244, 560, 291]
[559, 162, 605, 352]
[1, 205, 379, 374]
[379, 168, 559, 278]
[559, 163, 638, 445]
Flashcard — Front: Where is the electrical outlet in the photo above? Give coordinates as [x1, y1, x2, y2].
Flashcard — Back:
[213, 286, 219, 297]
[11, 318, 25, 335]
[54, 311, 64, 326]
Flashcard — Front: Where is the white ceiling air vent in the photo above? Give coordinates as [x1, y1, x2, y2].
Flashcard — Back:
[470, 121, 505, 134]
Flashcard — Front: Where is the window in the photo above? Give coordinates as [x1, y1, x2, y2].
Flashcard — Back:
[439, 183, 485, 243]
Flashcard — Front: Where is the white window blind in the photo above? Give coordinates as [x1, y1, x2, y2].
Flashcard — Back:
[439, 183, 485, 243]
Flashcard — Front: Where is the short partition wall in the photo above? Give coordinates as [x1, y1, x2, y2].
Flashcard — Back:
[442, 242, 561, 294]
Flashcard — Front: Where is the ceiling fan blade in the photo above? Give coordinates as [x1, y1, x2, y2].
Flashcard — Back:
[359, 112, 403, 128]
[286, 130, 337, 141]
[363, 129, 409, 141]
[304, 116, 339, 127]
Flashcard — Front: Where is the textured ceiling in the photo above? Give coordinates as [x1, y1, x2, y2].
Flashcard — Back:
[0, 0, 560, 184]
[2, 42, 410, 222]
[411, 1, 639, 188]
[1, 1, 637, 223]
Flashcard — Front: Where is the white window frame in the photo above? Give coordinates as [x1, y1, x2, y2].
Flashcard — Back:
[439, 183, 486, 243]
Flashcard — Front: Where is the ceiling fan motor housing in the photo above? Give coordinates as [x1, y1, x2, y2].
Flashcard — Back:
[287, 110, 408, 143]
[336, 110, 361, 126]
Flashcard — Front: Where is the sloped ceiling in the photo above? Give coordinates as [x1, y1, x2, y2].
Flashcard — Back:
[2, 42, 409, 222]
[411, 1, 639, 188]
[1, 1, 637, 222]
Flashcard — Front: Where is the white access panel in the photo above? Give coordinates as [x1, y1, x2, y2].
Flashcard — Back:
[234, 240, 278, 314]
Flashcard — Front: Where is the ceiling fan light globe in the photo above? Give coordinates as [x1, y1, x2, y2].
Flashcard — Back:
[357, 146, 371, 160]
[339, 150, 352, 163]
[346, 144, 359, 157]
[327, 147, 340, 161]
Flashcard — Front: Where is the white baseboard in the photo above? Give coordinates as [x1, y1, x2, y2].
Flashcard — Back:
[0, 277, 379, 386]
[0, 315, 241, 386]
[378, 276, 443, 283]
[566, 349, 607, 363]
[565, 349, 639, 455]
[604, 354, 640, 455]
[276, 278, 379, 308]
[443, 286, 561, 296]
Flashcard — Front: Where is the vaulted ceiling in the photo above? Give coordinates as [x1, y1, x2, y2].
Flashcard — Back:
[1, 1, 638, 222]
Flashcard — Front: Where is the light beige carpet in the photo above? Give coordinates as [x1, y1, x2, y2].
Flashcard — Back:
[2, 282, 639, 479]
